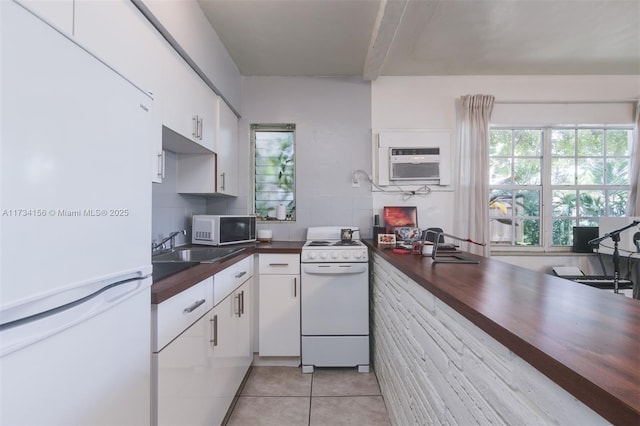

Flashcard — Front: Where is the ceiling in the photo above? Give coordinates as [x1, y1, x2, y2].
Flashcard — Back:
[197, 0, 640, 80]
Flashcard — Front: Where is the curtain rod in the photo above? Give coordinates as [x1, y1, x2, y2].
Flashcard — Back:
[495, 99, 638, 105]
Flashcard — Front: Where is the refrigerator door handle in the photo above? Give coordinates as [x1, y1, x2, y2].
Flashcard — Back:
[0, 276, 149, 357]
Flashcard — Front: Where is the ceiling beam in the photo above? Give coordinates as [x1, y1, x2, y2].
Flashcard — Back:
[363, 0, 408, 81]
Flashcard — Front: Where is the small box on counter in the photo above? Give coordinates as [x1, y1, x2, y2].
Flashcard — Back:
[378, 233, 396, 249]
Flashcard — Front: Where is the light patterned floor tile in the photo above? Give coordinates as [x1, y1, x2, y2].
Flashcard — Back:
[309, 396, 391, 426]
[312, 368, 381, 396]
[241, 366, 312, 397]
[226, 396, 310, 426]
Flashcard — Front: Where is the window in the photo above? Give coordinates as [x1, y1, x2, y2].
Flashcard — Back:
[489, 126, 632, 249]
[251, 124, 296, 221]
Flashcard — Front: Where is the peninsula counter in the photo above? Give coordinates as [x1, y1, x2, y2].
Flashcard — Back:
[366, 242, 639, 425]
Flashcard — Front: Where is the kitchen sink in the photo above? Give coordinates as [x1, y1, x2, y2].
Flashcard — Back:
[152, 247, 246, 263]
[152, 247, 246, 282]
[152, 262, 199, 282]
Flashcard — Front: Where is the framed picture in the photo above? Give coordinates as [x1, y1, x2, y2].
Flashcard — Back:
[383, 206, 417, 233]
[378, 233, 396, 248]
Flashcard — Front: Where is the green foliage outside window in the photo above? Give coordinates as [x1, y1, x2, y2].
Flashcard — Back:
[253, 125, 295, 220]
[489, 127, 631, 249]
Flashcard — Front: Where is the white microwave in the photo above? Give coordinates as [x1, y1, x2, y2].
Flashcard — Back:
[192, 215, 256, 246]
[389, 147, 441, 181]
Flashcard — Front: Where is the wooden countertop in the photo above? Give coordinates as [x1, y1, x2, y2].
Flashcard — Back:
[151, 241, 304, 304]
[366, 241, 640, 425]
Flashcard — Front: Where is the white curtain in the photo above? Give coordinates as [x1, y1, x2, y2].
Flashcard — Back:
[626, 99, 640, 216]
[454, 95, 494, 256]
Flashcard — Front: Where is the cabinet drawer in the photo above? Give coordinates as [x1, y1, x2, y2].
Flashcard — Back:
[153, 277, 213, 352]
[259, 254, 300, 275]
[214, 255, 253, 306]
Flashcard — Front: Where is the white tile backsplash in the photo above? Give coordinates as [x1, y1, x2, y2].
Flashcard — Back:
[152, 150, 206, 247]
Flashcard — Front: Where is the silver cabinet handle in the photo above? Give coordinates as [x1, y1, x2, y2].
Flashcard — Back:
[235, 271, 247, 279]
[192, 115, 198, 138]
[183, 299, 205, 313]
[220, 172, 226, 191]
[234, 293, 241, 316]
[240, 290, 245, 315]
[198, 117, 203, 140]
[157, 152, 165, 179]
[210, 315, 218, 347]
[269, 263, 289, 267]
[293, 277, 297, 298]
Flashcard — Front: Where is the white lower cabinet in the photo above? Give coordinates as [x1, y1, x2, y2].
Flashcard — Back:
[154, 310, 215, 426]
[153, 277, 214, 426]
[258, 254, 301, 356]
[211, 279, 252, 426]
[153, 256, 253, 426]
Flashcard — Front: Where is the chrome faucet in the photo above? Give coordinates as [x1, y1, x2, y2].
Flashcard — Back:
[152, 230, 186, 253]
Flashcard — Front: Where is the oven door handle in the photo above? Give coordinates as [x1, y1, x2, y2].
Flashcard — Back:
[302, 264, 367, 275]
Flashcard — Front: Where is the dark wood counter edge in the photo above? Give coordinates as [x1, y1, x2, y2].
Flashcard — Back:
[151, 241, 304, 304]
[365, 241, 640, 426]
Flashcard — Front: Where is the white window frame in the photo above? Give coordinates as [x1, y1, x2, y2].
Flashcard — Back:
[490, 125, 633, 253]
[250, 123, 296, 222]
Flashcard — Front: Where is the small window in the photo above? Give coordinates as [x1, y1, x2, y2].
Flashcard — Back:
[251, 124, 296, 221]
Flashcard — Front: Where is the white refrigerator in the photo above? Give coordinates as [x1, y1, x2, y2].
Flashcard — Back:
[1, 1, 153, 424]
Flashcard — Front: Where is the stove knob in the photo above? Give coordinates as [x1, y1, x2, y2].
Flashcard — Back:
[330, 251, 339, 259]
[342, 251, 350, 259]
[308, 251, 317, 260]
[319, 251, 328, 259]
[353, 250, 363, 259]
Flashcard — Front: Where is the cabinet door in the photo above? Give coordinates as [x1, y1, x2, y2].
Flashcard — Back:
[17, 0, 73, 35]
[156, 310, 215, 426]
[235, 280, 253, 374]
[259, 274, 301, 356]
[162, 49, 217, 153]
[211, 292, 239, 426]
[211, 279, 253, 426]
[216, 97, 238, 196]
[74, 0, 165, 182]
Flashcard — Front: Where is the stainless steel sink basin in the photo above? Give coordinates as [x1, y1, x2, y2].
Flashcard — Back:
[152, 247, 245, 263]
[152, 262, 199, 282]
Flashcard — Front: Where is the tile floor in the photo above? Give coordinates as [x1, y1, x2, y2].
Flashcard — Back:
[225, 366, 391, 426]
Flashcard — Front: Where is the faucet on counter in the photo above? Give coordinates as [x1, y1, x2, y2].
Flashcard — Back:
[152, 230, 186, 253]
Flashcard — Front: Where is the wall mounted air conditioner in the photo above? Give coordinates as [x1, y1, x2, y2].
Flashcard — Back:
[374, 130, 451, 186]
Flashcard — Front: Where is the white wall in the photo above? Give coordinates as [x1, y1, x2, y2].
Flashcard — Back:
[371, 75, 639, 267]
[209, 76, 373, 241]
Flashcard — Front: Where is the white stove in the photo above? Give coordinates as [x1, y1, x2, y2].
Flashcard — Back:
[301, 227, 369, 263]
[300, 226, 370, 373]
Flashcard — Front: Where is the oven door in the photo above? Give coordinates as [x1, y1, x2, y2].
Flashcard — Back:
[301, 262, 369, 335]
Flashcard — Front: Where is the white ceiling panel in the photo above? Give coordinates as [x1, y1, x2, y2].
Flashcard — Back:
[197, 0, 640, 78]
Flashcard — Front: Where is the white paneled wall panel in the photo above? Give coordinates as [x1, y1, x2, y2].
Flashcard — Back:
[371, 253, 609, 425]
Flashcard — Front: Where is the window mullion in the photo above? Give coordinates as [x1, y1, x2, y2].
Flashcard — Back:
[542, 127, 553, 250]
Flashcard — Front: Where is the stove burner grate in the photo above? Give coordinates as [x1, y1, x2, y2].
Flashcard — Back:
[308, 240, 331, 246]
[306, 240, 362, 247]
[333, 240, 361, 246]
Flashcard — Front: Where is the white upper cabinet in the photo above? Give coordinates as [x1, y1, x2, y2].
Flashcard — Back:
[16, 0, 74, 35]
[176, 97, 239, 196]
[138, 0, 242, 112]
[216, 97, 239, 196]
[74, 0, 166, 182]
[161, 53, 217, 153]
